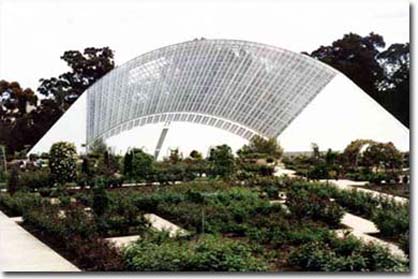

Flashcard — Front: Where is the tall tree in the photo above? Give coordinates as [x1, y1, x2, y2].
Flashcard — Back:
[306, 33, 409, 127]
[306, 32, 385, 100]
[38, 47, 114, 110]
[0, 47, 115, 157]
[0, 81, 38, 155]
[377, 43, 410, 126]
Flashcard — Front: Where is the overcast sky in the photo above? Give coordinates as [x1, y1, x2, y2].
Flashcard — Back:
[0, 0, 409, 90]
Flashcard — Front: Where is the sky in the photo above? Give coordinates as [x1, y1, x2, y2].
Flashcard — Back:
[0, 0, 410, 90]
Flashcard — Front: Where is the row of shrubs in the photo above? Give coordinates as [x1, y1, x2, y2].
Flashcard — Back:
[292, 181, 409, 253]
[288, 234, 408, 272]
[0, 192, 42, 216]
[22, 203, 127, 271]
[123, 231, 267, 271]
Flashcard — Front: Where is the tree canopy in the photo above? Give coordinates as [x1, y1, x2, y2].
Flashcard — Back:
[0, 47, 114, 157]
[305, 33, 409, 127]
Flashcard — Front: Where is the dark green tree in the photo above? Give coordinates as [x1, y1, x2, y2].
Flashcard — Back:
[306, 32, 385, 101]
[92, 179, 109, 217]
[7, 167, 19, 195]
[38, 47, 114, 110]
[208, 144, 235, 178]
[377, 43, 410, 126]
[237, 135, 283, 160]
[123, 150, 133, 177]
[130, 149, 154, 181]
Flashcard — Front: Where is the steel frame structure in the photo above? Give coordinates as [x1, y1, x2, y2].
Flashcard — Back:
[86, 39, 337, 146]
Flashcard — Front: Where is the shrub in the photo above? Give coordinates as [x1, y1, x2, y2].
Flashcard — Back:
[123, 232, 267, 271]
[7, 168, 19, 195]
[288, 235, 408, 272]
[19, 169, 53, 191]
[22, 203, 125, 271]
[372, 204, 409, 237]
[286, 187, 344, 228]
[49, 142, 78, 185]
[92, 181, 110, 217]
[0, 192, 42, 216]
[207, 144, 235, 178]
[398, 232, 409, 256]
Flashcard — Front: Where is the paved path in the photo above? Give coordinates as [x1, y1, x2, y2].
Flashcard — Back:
[341, 212, 379, 234]
[106, 235, 141, 249]
[274, 167, 297, 178]
[144, 213, 188, 237]
[337, 212, 406, 260]
[0, 211, 79, 272]
[106, 213, 189, 248]
[321, 179, 408, 204]
[335, 229, 406, 260]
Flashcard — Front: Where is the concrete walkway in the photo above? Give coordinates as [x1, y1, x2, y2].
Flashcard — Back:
[144, 213, 188, 237]
[105, 235, 141, 249]
[274, 167, 297, 178]
[341, 212, 379, 234]
[338, 212, 406, 260]
[106, 213, 189, 248]
[0, 211, 80, 272]
[321, 179, 408, 204]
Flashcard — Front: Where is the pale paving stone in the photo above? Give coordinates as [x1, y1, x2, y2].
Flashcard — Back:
[9, 216, 22, 223]
[321, 179, 408, 205]
[0, 211, 79, 272]
[144, 213, 188, 237]
[341, 212, 379, 234]
[274, 167, 297, 178]
[106, 213, 189, 248]
[105, 235, 141, 249]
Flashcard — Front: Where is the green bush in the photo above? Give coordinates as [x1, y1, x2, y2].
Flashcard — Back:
[22, 204, 124, 271]
[19, 169, 53, 191]
[49, 142, 78, 184]
[372, 204, 409, 237]
[288, 235, 408, 272]
[123, 232, 267, 271]
[398, 232, 409, 256]
[0, 192, 42, 216]
[287, 187, 344, 228]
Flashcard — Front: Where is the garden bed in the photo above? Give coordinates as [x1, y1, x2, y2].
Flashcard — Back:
[353, 183, 409, 198]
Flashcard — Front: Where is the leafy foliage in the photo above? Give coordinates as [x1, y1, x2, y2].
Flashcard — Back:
[208, 144, 235, 178]
[123, 232, 267, 271]
[288, 235, 408, 272]
[49, 142, 78, 184]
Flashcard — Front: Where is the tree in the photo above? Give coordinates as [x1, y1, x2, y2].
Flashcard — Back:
[377, 43, 410, 126]
[189, 150, 203, 160]
[0, 47, 115, 156]
[38, 47, 114, 110]
[0, 81, 38, 155]
[362, 142, 403, 171]
[306, 33, 409, 127]
[207, 144, 235, 178]
[311, 143, 320, 161]
[7, 167, 19, 195]
[123, 150, 133, 177]
[167, 148, 182, 164]
[92, 179, 109, 217]
[306, 33, 385, 101]
[237, 135, 283, 160]
[343, 139, 376, 167]
[49, 142, 78, 185]
[130, 149, 154, 181]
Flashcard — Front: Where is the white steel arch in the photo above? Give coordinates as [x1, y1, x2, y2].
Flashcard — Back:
[86, 39, 337, 146]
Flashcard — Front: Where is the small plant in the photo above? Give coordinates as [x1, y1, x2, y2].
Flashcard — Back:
[7, 168, 19, 195]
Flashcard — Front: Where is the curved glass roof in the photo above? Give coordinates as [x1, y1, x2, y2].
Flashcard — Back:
[86, 39, 337, 145]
